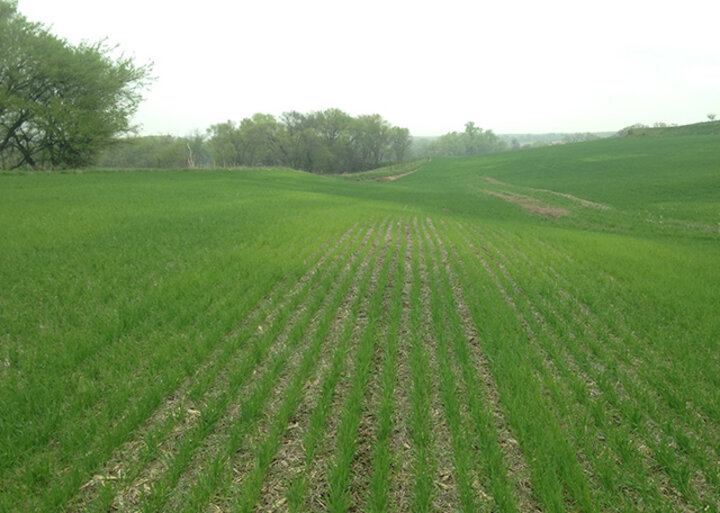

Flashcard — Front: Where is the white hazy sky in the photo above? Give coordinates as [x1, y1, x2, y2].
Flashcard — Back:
[17, 0, 720, 136]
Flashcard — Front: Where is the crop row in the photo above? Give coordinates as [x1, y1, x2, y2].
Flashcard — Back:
[4, 213, 717, 513]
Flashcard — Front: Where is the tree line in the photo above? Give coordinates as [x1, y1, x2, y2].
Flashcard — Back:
[98, 118, 513, 172]
[98, 110, 412, 173]
[204, 110, 411, 172]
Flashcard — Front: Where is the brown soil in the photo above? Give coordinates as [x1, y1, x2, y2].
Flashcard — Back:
[482, 189, 570, 218]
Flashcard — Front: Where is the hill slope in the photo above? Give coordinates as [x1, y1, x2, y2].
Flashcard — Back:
[619, 120, 720, 137]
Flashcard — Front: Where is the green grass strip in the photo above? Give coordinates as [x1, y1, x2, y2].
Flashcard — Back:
[284, 224, 393, 513]
[426, 220, 519, 513]
[407, 219, 435, 513]
[325, 222, 396, 513]
[171, 219, 387, 512]
[446, 221, 593, 513]
[365, 219, 407, 513]
[419, 220, 478, 513]
[11, 224, 363, 513]
[495, 224, 720, 492]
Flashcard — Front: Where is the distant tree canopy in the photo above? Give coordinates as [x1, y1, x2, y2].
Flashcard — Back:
[206, 110, 411, 173]
[424, 122, 507, 157]
[0, 0, 152, 170]
[561, 133, 600, 144]
[99, 109, 412, 174]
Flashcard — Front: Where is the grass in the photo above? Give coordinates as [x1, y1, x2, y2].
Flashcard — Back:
[1, 131, 719, 512]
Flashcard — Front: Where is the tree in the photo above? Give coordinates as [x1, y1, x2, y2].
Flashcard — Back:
[424, 122, 506, 157]
[388, 126, 411, 163]
[708, 113, 717, 121]
[353, 114, 390, 170]
[236, 114, 284, 166]
[206, 121, 241, 167]
[0, 1, 152, 169]
[464, 121, 480, 137]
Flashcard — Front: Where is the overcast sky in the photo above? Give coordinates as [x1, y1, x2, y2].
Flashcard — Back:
[17, 0, 720, 136]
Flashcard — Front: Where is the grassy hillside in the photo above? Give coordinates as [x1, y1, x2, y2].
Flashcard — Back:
[1, 135, 719, 512]
[620, 120, 720, 137]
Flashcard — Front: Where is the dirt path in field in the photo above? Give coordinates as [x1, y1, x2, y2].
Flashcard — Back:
[376, 169, 419, 182]
[485, 176, 611, 210]
[481, 189, 571, 219]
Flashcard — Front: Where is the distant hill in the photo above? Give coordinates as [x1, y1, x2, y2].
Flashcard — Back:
[618, 120, 720, 137]
[498, 132, 614, 147]
[412, 133, 615, 154]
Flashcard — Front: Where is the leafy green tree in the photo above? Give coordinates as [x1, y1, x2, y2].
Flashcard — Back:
[425, 122, 506, 157]
[0, 0, 152, 169]
[353, 114, 390, 170]
[464, 121, 480, 137]
[236, 113, 284, 166]
[314, 108, 352, 145]
[206, 121, 242, 167]
[388, 126, 411, 163]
